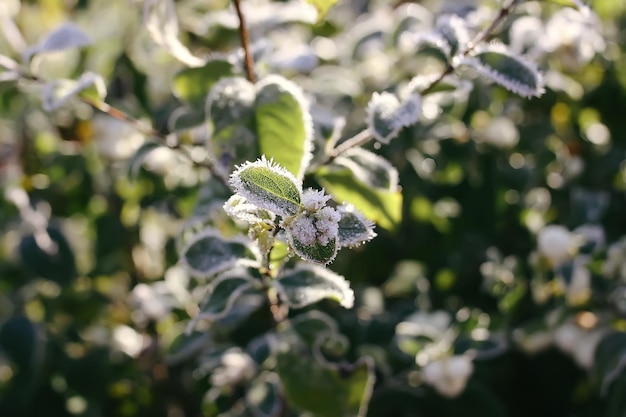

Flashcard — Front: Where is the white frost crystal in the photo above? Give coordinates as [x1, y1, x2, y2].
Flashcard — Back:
[286, 205, 340, 247]
[302, 188, 332, 212]
[422, 355, 474, 398]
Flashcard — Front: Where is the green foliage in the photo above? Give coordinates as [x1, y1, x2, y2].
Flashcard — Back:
[2, 0, 626, 416]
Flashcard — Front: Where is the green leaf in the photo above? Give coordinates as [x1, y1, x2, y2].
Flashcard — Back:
[276, 339, 374, 417]
[195, 268, 260, 322]
[334, 148, 399, 191]
[207, 77, 258, 175]
[592, 332, 626, 395]
[366, 92, 421, 144]
[316, 167, 402, 231]
[336, 205, 377, 248]
[304, 0, 339, 21]
[255, 75, 313, 180]
[245, 375, 282, 417]
[230, 157, 303, 217]
[180, 229, 258, 278]
[128, 141, 162, 179]
[273, 264, 354, 309]
[288, 311, 341, 347]
[173, 59, 234, 106]
[289, 233, 338, 266]
[463, 44, 545, 98]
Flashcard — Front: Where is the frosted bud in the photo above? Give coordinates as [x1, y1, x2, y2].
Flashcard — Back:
[286, 206, 340, 247]
[302, 188, 332, 212]
[422, 355, 474, 398]
[537, 225, 572, 267]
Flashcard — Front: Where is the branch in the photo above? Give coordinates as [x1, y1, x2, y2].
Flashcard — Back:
[233, 0, 256, 83]
[421, 0, 521, 95]
[324, 0, 522, 161]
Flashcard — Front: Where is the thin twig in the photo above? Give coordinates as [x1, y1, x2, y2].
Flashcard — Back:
[233, 0, 256, 83]
[328, 128, 372, 160]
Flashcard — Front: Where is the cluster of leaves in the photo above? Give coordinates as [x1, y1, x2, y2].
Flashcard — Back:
[2, 0, 626, 417]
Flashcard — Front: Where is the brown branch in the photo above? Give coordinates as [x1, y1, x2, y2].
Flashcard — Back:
[233, 0, 256, 83]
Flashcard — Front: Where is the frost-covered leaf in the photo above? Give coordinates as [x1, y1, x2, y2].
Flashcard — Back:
[143, 0, 205, 67]
[245, 375, 282, 417]
[273, 264, 354, 309]
[434, 14, 469, 57]
[288, 311, 343, 349]
[275, 339, 374, 417]
[255, 75, 313, 180]
[173, 59, 235, 106]
[304, 0, 339, 21]
[42, 72, 107, 112]
[462, 43, 545, 98]
[180, 229, 258, 278]
[336, 204, 376, 248]
[288, 232, 338, 266]
[592, 332, 626, 396]
[128, 141, 162, 179]
[207, 77, 258, 176]
[316, 167, 402, 231]
[224, 195, 276, 225]
[366, 92, 422, 143]
[23, 22, 91, 61]
[194, 268, 260, 322]
[230, 156, 302, 217]
[334, 148, 399, 191]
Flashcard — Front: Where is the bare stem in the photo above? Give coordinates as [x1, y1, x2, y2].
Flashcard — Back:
[233, 0, 256, 83]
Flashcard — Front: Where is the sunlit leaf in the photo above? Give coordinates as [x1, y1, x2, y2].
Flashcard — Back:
[316, 167, 402, 231]
[230, 156, 303, 217]
[207, 77, 258, 176]
[173, 59, 235, 106]
[273, 264, 354, 309]
[255, 75, 313, 180]
[304, 0, 339, 21]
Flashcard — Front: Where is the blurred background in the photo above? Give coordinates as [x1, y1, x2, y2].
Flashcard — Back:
[1, 0, 626, 416]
